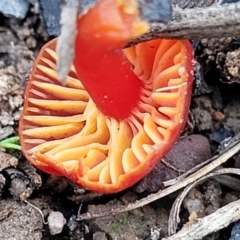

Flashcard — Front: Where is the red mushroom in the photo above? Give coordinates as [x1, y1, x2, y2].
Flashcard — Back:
[19, 0, 193, 193]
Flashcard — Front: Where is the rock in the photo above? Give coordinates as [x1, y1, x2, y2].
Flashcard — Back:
[224, 49, 240, 83]
[134, 134, 211, 193]
[209, 127, 233, 143]
[3, 167, 33, 201]
[138, 0, 172, 23]
[230, 221, 240, 240]
[39, 0, 61, 36]
[0, 0, 29, 19]
[150, 226, 161, 240]
[0, 151, 18, 171]
[0, 126, 14, 141]
[0, 160, 42, 201]
[183, 188, 206, 218]
[10, 178, 32, 201]
[79, 0, 97, 12]
[212, 111, 225, 122]
[68, 215, 78, 231]
[48, 211, 66, 235]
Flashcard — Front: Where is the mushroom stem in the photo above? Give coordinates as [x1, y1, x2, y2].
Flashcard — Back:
[74, 0, 149, 120]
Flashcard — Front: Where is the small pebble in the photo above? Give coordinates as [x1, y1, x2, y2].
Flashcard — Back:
[68, 215, 78, 231]
[48, 211, 66, 235]
[222, 0, 239, 5]
[39, 0, 61, 36]
[209, 127, 233, 144]
[150, 226, 161, 240]
[183, 188, 206, 218]
[0, 126, 14, 141]
[212, 111, 225, 122]
[230, 221, 240, 240]
[0, 0, 29, 19]
[10, 178, 32, 201]
[188, 211, 198, 221]
[138, 0, 172, 23]
[79, 0, 97, 12]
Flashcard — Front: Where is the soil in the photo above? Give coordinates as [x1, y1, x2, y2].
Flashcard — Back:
[1, 4, 240, 240]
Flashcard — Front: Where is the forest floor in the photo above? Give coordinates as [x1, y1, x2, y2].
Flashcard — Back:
[1, 2, 240, 240]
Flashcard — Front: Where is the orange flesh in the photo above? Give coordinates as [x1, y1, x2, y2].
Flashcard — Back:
[19, 0, 193, 193]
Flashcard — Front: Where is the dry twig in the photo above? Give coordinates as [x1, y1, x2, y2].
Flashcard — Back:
[168, 168, 240, 236]
[164, 176, 240, 239]
[138, 2, 240, 40]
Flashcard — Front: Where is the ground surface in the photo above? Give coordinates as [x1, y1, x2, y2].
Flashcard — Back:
[1, 2, 240, 240]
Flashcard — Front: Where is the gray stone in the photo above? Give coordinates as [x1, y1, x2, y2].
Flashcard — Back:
[0, 0, 29, 19]
[48, 211, 66, 235]
[39, 0, 61, 36]
[230, 221, 240, 240]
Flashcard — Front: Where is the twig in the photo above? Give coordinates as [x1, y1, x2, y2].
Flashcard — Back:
[164, 193, 240, 239]
[163, 156, 217, 187]
[168, 168, 240, 235]
[68, 192, 104, 204]
[165, 199, 240, 240]
[77, 139, 240, 221]
[130, 2, 240, 45]
[24, 200, 48, 225]
[214, 174, 240, 191]
[162, 158, 185, 174]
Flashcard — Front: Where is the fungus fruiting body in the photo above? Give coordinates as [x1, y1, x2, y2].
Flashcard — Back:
[19, 0, 194, 193]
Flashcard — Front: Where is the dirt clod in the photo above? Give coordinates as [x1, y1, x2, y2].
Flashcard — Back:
[0, 151, 18, 171]
[225, 49, 240, 83]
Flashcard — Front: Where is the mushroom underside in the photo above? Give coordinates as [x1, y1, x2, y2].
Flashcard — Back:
[19, 37, 193, 193]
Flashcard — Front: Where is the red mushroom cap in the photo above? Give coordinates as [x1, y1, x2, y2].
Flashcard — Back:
[19, 0, 193, 193]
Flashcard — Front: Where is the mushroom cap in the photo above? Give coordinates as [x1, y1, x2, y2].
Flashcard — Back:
[19, 0, 193, 193]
